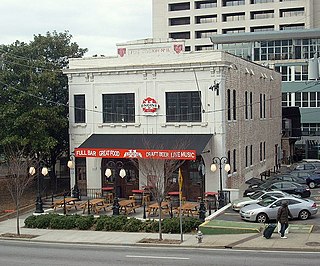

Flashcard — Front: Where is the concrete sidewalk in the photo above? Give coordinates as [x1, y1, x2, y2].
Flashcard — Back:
[1, 216, 320, 252]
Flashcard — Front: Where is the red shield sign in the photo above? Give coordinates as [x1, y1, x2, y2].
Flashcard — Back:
[117, 48, 126, 57]
[174, 44, 183, 54]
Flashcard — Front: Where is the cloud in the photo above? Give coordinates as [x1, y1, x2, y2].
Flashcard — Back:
[0, 0, 152, 56]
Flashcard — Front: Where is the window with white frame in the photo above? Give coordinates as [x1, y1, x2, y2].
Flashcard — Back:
[294, 92, 320, 107]
[166, 91, 202, 122]
[74, 94, 86, 123]
[102, 93, 135, 123]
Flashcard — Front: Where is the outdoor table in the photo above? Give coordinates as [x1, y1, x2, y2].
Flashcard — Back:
[180, 202, 199, 217]
[52, 197, 79, 212]
[118, 199, 137, 215]
[82, 198, 110, 214]
[147, 201, 170, 217]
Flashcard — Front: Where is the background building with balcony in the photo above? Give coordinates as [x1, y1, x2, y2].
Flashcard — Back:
[152, 0, 320, 159]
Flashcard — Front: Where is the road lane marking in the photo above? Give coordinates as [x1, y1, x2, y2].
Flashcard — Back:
[126, 255, 189, 260]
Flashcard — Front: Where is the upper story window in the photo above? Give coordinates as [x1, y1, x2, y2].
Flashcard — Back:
[222, 12, 245, 22]
[102, 93, 135, 123]
[251, 10, 274, 20]
[195, 15, 217, 24]
[169, 17, 190, 26]
[251, 26, 274, 32]
[280, 8, 304, 17]
[195, 1, 217, 9]
[223, 0, 245, 6]
[195, 30, 217, 38]
[249, 92, 253, 119]
[74, 94, 85, 123]
[227, 89, 231, 121]
[169, 2, 190, 11]
[223, 28, 245, 34]
[169, 31, 190, 39]
[245, 91, 248, 119]
[166, 91, 201, 122]
[195, 45, 214, 51]
[250, 0, 274, 3]
[280, 24, 305, 31]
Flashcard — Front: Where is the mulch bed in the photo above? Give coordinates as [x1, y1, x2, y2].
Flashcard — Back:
[0, 233, 38, 239]
[138, 238, 181, 244]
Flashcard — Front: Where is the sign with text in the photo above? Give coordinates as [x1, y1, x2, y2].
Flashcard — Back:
[75, 148, 196, 160]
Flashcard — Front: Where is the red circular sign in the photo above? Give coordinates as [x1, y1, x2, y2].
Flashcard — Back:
[141, 97, 159, 113]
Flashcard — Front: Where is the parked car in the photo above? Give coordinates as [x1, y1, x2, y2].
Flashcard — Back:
[294, 163, 319, 172]
[232, 190, 290, 211]
[246, 174, 306, 187]
[240, 196, 318, 223]
[243, 181, 311, 198]
[290, 171, 320, 189]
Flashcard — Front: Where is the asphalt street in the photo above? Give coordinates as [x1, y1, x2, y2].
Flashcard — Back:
[1, 240, 320, 266]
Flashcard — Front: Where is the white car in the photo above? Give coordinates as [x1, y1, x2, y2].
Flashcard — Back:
[232, 190, 291, 211]
[240, 196, 318, 223]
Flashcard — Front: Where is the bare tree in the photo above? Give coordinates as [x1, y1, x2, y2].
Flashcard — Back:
[135, 157, 183, 240]
[4, 145, 34, 235]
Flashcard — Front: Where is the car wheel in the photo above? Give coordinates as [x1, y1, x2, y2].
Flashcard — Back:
[298, 210, 310, 220]
[309, 182, 316, 189]
[256, 213, 268, 223]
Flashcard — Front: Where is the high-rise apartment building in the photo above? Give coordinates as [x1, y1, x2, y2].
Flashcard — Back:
[153, 0, 320, 51]
[153, 0, 320, 160]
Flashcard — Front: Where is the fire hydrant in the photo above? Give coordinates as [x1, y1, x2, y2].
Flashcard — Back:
[196, 230, 203, 243]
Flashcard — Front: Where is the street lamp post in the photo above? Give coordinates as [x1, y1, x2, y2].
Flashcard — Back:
[29, 163, 48, 214]
[67, 154, 80, 200]
[210, 157, 230, 209]
[105, 161, 126, 215]
[198, 161, 206, 222]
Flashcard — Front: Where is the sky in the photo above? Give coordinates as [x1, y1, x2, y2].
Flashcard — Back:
[0, 0, 152, 56]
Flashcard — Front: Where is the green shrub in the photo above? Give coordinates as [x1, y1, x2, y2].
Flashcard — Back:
[122, 218, 143, 232]
[50, 215, 70, 229]
[24, 215, 37, 228]
[76, 215, 95, 230]
[95, 216, 108, 231]
[183, 217, 202, 233]
[95, 215, 128, 231]
[162, 217, 180, 233]
[35, 214, 55, 229]
[142, 220, 159, 232]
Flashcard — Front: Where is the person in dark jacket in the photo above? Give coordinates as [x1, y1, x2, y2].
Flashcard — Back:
[277, 200, 293, 239]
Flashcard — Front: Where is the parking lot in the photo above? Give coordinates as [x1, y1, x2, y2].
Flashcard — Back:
[216, 187, 320, 225]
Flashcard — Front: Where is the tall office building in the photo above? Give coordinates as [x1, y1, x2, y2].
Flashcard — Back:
[153, 0, 320, 159]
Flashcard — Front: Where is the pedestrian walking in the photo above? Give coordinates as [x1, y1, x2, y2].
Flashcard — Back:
[277, 200, 293, 239]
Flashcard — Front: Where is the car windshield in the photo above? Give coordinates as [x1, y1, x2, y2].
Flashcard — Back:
[257, 197, 276, 207]
[249, 191, 264, 200]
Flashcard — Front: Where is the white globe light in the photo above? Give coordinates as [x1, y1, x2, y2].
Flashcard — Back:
[67, 160, 74, 169]
[29, 166, 36, 176]
[210, 163, 217, 172]
[105, 168, 112, 177]
[41, 167, 48, 176]
[224, 164, 231, 172]
[119, 169, 126, 178]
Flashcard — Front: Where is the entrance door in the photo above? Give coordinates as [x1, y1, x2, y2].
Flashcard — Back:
[101, 159, 139, 199]
[76, 158, 87, 196]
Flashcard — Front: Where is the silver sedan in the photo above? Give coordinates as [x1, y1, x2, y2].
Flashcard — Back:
[240, 196, 318, 223]
[232, 190, 290, 211]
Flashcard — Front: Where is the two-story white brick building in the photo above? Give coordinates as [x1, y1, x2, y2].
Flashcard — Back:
[64, 39, 282, 201]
